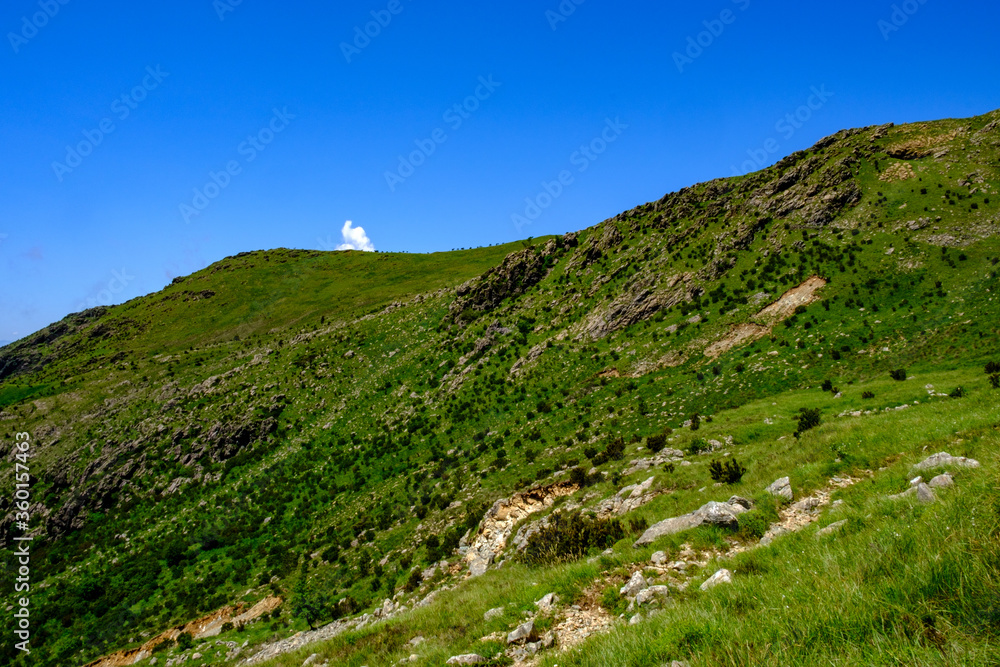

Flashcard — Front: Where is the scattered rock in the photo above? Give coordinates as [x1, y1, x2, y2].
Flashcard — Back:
[650, 551, 668, 566]
[507, 619, 534, 644]
[766, 476, 793, 501]
[888, 483, 936, 504]
[535, 593, 559, 612]
[635, 586, 670, 606]
[620, 572, 648, 597]
[302, 655, 319, 666]
[929, 473, 954, 488]
[909, 476, 923, 487]
[446, 655, 488, 665]
[759, 525, 789, 546]
[700, 569, 733, 591]
[912, 452, 980, 471]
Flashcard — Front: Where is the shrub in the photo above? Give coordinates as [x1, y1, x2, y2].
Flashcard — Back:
[569, 466, 601, 488]
[862, 390, 875, 399]
[990, 374, 1000, 389]
[949, 386, 966, 398]
[689, 413, 701, 431]
[152, 639, 174, 654]
[627, 517, 649, 535]
[176, 632, 194, 651]
[687, 438, 710, 456]
[708, 458, 747, 484]
[986, 361, 1000, 375]
[794, 408, 822, 437]
[646, 433, 668, 453]
[520, 512, 625, 565]
[737, 510, 769, 540]
[605, 437, 626, 461]
[403, 569, 422, 593]
[221, 621, 234, 633]
[889, 369, 907, 381]
[821, 379, 834, 392]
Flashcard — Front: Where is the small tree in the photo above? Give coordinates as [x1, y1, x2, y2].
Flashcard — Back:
[291, 577, 327, 630]
[990, 374, 1000, 389]
[176, 632, 194, 651]
[985, 361, 1000, 375]
[689, 413, 701, 431]
[889, 369, 907, 381]
[646, 433, 668, 453]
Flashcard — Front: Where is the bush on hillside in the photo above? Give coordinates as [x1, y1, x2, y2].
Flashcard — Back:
[709, 458, 747, 484]
[990, 374, 1000, 389]
[646, 432, 670, 453]
[519, 512, 625, 565]
[949, 386, 966, 398]
[862, 390, 875, 399]
[984, 361, 1000, 375]
[794, 408, 822, 438]
[890, 369, 907, 381]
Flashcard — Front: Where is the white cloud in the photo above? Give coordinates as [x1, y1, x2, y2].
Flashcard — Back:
[336, 220, 375, 252]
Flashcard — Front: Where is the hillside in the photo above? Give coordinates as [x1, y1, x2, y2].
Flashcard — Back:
[1, 109, 999, 667]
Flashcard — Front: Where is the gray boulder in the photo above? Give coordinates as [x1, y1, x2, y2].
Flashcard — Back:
[929, 473, 954, 488]
[912, 452, 980, 471]
[765, 477, 793, 501]
[635, 585, 670, 606]
[446, 655, 488, 665]
[634, 499, 749, 546]
[507, 619, 534, 644]
[483, 606, 504, 621]
[620, 571, 648, 597]
[815, 519, 847, 538]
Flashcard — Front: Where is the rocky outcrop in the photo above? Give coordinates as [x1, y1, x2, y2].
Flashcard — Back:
[634, 497, 751, 546]
[700, 568, 733, 591]
[911, 452, 980, 471]
[765, 476, 793, 501]
[465, 481, 579, 575]
[595, 476, 660, 517]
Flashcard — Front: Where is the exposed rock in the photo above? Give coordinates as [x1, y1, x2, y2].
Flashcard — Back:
[911, 452, 980, 471]
[634, 499, 749, 546]
[766, 476, 793, 501]
[507, 619, 534, 644]
[759, 525, 789, 546]
[929, 473, 954, 488]
[465, 481, 578, 575]
[446, 655, 488, 665]
[594, 476, 659, 517]
[621, 450, 686, 476]
[888, 483, 936, 504]
[700, 569, 733, 591]
[815, 520, 847, 538]
[535, 593, 559, 612]
[650, 551, 668, 566]
[302, 655, 319, 666]
[620, 572, 648, 597]
[635, 586, 670, 606]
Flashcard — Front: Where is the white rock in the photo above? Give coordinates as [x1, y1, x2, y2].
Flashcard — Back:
[446, 655, 488, 665]
[650, 550, 668, 565]
[929, 473, 954, 488]
[912, 452, 980, 471]
[620, 572, 648, 597]
[765, 477, 793, 501]
[815, 520, 847, 538]
[700, 568, 733, 591]
[484, 606, 504, 621]
[507, 619, 534, 644]
[635, 585, 670, 606]
[535, 593, 559, 611]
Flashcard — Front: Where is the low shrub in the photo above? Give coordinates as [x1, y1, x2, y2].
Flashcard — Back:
[890, 369, 907, 381]
[709, 458, 747, 484]
[949, 386, 966, 398]
[985, 361, 1000, 375]
[737, 510, 769, 540]
[862, 390, 875, 399]
[794, 408, 822, 437]
[520, 512, 625, 565]
[687, 438, 710, 455]
[990, 374, 1000, 389]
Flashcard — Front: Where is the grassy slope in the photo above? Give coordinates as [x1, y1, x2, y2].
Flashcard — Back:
[0, 111, 998, 667]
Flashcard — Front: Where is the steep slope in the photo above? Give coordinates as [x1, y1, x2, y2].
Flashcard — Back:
[0, 109, 998, 667]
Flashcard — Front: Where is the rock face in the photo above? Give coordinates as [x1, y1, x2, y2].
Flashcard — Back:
[465, 481, 578, 576]
[634, 498, 750, 546]
[912, 452, 980, 471]
[700, 569, 733, 591]
[766, 477, 793, 501]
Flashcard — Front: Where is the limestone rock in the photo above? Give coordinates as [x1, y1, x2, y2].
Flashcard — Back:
[535, 593, 559, 611]
[912, 452, 980, 471]
[815, 519, 847, 538]
[446, 655, 488, 665]
[759, 525, 789, 546]
[766, 476, 793, 501]
[635, 585, 670, 606]
[634, 499, 749, 546]
[650, 550, 668, 565]
[507, 619, 534, 644]
[929, 473, 954, 488]
[700, 568, 733, 591]
[620, 572, 648, 597]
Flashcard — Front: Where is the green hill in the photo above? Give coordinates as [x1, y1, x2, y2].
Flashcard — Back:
[1, 109, 999, 667]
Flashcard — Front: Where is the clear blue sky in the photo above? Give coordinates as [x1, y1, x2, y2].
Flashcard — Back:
[2, 0, 998, 343]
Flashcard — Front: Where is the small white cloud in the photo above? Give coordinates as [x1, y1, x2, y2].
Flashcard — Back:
[336, 220, 375, 252]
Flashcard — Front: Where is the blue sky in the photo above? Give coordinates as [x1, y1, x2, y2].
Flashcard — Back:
[1, 0, 998, 343]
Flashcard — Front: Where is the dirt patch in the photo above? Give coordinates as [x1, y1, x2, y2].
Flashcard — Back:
[705, 276, 826, 358]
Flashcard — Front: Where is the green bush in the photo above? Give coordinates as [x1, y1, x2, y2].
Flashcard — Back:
[687, 438, 710, 455]
[794, 408, 822, 437]
[985, 361, 1000, 375]
[708, 458, 747, 484]
[600, 586, 629, 616]
[404, 569, 422, 593]
[990, 374, 1000, 389]
[949, 386, 966, 398]
[520, 512, 625, 565]
[862, 390, 875, 399]
[646, 433, 668, 453]
[889, 368, 907, 381]
[737, 510, 769, 539]
[176, 632, 194, 651]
